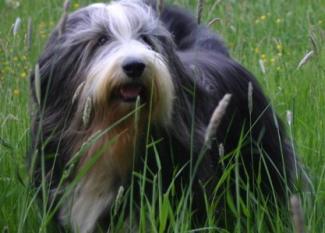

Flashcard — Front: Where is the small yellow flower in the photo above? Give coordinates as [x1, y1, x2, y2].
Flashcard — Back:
[260, 54, 267, 63]
[20, 71, 27, 78]
[260, 15, 266, 21]
[39, 22, 46, 29]
[73, 3, 80, 9]
[254, 47, 260, 54]
[13, 89, 20, 96]
[276, 18, 282, 24]
[276, 44, 282, 51]
[277, 52, 282, 57]
[270, 57, 276, 64]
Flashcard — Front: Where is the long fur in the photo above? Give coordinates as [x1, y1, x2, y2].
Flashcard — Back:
[29, 1, 302, 232]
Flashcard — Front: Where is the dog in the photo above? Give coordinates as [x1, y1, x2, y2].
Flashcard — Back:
[29, 0, 303, 232]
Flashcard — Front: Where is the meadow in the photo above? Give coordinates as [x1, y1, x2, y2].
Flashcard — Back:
[0, 0, 324, 232]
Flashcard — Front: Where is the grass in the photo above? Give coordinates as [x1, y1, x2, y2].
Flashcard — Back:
[0, 0, 324, 232]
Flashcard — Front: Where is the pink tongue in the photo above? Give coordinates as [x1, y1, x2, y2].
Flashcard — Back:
[120, 85, 142, 99]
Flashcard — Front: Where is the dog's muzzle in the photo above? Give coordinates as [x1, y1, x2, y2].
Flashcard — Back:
[111, 57, 148, 103]
[122, 57, 146, 79]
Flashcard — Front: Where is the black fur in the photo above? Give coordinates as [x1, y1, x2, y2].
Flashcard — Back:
[29, 1, 302, 231]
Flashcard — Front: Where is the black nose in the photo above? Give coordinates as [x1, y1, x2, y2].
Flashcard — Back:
[122, 58, 146, 78]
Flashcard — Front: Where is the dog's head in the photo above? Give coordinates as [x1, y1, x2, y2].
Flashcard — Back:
[33, 0, 175, 130]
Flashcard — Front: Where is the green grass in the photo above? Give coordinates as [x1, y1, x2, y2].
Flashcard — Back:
[0, 0, 324, 232]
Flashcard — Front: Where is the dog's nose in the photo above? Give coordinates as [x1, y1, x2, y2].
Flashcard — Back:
[122, 58, 146, 78]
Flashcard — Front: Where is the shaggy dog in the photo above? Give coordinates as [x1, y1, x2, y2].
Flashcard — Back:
[29, 0, 302, 232]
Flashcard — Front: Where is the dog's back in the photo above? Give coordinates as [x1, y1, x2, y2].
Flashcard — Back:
[159, 4, 299, 199]
[160, 5, 229, 55]
[155, 6, 306, 228]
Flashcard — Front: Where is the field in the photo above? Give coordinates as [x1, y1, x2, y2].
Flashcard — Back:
[0, 0, 324, 232]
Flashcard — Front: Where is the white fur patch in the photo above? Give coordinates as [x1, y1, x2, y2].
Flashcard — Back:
[66, 178, 115, 233]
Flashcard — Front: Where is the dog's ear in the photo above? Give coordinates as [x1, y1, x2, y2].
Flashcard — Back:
[30, 27, 89, 110]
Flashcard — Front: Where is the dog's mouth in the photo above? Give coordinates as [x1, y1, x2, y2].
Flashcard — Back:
[115, 83, 147, 103]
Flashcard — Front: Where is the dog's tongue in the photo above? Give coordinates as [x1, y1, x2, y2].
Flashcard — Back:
[120, 84, 142, 100]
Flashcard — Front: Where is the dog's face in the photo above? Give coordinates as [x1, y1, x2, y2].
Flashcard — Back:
[40, 0, 174, 129]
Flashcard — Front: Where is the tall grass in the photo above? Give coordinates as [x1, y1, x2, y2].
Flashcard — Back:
[0, 0, 324, 232]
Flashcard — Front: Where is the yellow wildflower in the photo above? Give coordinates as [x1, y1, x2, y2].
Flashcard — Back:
[260, 15, 266, 21]
[13, 89, 20, 96]
[73, 3, 80, 9]
[20, 71, 27, 78]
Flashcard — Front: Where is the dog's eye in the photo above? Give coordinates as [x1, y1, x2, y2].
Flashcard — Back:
[141, 35, 154, 48]
[96, 35, 109, 47]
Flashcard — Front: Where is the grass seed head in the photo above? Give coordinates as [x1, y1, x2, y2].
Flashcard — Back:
[13, 17, 21, 36]
[290, 195, 305, 233]
[34, 64, 41, 106]
[204, 94, 232, 148]
[72, 81, 85, 104]
[286, 110, 293, 126]
[297, 50, 314, 69]
[208, 17, 221, 27]
[258, 59, 266, 74]
[248, 82, 253, 115]
[114, 186, 125, 215]
[218, 143, 224, 157]
[82, 97, 92, 127]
